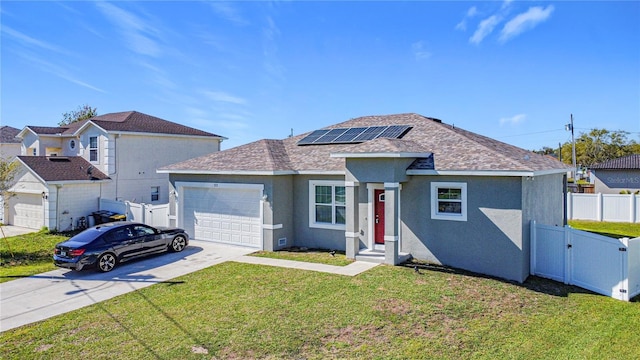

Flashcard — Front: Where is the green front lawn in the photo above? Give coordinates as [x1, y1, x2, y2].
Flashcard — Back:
[2, 260, 640, 359]
[568, 220, 640, 238]
[0, 230, 69, 283]
[251, 248, 354, 266]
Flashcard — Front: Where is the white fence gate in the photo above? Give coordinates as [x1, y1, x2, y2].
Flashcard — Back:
[99, 198, 169, 227]
[567, 193, 640, 223]
[530, 220, 640, 301]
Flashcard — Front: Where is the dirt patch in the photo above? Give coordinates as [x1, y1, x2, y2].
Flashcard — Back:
[35, 344, 53, 352]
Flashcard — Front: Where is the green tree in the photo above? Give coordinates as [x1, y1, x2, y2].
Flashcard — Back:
[559, 128, 638, 167]
[59, 104, 97, 126]
[1, 157, 19, 225]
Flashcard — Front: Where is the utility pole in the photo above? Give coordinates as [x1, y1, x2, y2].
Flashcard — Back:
[565, 114, 577, 180]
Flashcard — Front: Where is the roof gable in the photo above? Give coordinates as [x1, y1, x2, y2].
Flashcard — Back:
[16, 156, 110, 182]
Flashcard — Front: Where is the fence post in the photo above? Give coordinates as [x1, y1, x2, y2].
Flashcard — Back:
[566, 192, 572, 220]
[564, 225, 571, 285]
[530, 220, 537, 275]
[631, 194, 636, 224]
[620, 237, 630, 301]
[597, 193, 603, 221]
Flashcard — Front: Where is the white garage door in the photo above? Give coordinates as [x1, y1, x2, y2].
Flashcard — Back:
[9, 193, 44, 230]
[182, 185, 262, 249]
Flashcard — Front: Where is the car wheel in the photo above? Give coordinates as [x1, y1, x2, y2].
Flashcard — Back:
[97, 253, 117, 272]
[170, 235, 187, 252]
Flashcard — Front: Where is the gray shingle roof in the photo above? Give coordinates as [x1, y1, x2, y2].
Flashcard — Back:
[25, 111, 223, 138]
[17, 156, 110, 182]
[1, 126, 21, 143]
[162, 113, 570, 174]
[590, 154, 640, 170]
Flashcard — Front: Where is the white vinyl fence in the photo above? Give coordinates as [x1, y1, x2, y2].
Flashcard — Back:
[530, 220, 640, 301]
[567, 193, 640, 223]
[99, 198, 169, 227]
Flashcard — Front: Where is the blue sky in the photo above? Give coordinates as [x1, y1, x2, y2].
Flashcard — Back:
[1, 1, 639, 151]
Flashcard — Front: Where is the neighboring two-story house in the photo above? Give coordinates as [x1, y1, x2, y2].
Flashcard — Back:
[1, 126, 23, 224]
[0, 126, 22, 159]
[6, 111, 224, 230]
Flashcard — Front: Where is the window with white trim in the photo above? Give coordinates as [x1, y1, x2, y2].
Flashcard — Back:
[431, 182, 467, 221]
[151, 186, 160, 201]
[309, 180, 346, 229]
[89, 136, 98, 162]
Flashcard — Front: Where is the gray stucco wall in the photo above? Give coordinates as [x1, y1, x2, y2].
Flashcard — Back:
[592, 169, 640, 194]
[400, 175, 527, 282]
[292, 174, 347, 250]
[520, 173, 565, 280]
[345, 158, 415, 183]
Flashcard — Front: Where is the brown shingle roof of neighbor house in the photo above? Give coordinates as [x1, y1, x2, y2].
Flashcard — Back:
[16, 156, 110, 182]
[161, 113, 571, 174]
[1, 126, 21, 143]
[590, 154, 640, 170]
[25, 111, 224, 138]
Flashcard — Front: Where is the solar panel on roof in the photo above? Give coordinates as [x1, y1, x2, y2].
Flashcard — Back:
[352, 126, 387, 141]
[314, 128, 349, 143]
[297, 125, 412, 145]
[378, 125, 411, 139]
[296, 129, 330, 145]
[334, 127, 367, 143]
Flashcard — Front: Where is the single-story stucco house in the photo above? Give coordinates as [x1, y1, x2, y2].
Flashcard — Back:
[589, 154, 640, 194]
[159, 113, 570, 283]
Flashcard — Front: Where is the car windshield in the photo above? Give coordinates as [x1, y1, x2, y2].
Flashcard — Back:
[65, 228, 102, 245]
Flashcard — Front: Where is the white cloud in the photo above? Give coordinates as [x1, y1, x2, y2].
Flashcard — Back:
[411, 41, 432, 61]
[208, 2, 248, 26]
[501, 0, 514, 11]
[95, 2, 162, 57]
[202, 90, 247, 105]
[469, 15, 501, 45]
[499, 5, 555, 43]
[16, 52, 105, 93]
[455, 6, 478, 31]
[500, 114, 526, 126]
[2, 26, 71, 55]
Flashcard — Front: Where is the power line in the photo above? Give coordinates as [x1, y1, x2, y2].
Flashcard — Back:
[497, 128, 565, 138]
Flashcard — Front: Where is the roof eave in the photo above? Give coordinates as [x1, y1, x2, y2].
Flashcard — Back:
[406, 168, 570, 177]
[157, 169, 296, 175]
[330, 152, 433, 158]
[108, 131, 226, 140]
[158, 169, 345, 176]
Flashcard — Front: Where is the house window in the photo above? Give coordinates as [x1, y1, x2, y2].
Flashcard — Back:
[151, 186, 160, 202]
[309, 180, 346, 230]
[89, 136, 98, 162]
[431, 182, 467, 221]
[31, 148, 36, 156]
[69, 139, 76, 151]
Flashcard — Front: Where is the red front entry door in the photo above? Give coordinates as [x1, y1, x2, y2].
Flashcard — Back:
[374, 189, 385, 245]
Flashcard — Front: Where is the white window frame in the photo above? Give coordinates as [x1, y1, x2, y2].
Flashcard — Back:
[431, 182, 467, 221]
[89, 136, 98, 162]
[69, 139, 76, 151]
[309, 180, 346, 230]
[151, 186, 160, 202]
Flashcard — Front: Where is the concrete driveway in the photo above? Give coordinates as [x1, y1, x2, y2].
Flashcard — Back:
[0, 240, 254, 332]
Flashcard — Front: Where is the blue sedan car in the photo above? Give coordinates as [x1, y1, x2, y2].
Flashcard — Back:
[54, 222, 189, 272]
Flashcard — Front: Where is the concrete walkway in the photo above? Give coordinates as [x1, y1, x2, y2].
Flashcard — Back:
[1, 240, 378, 332]
[236, 255, 379, 276]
